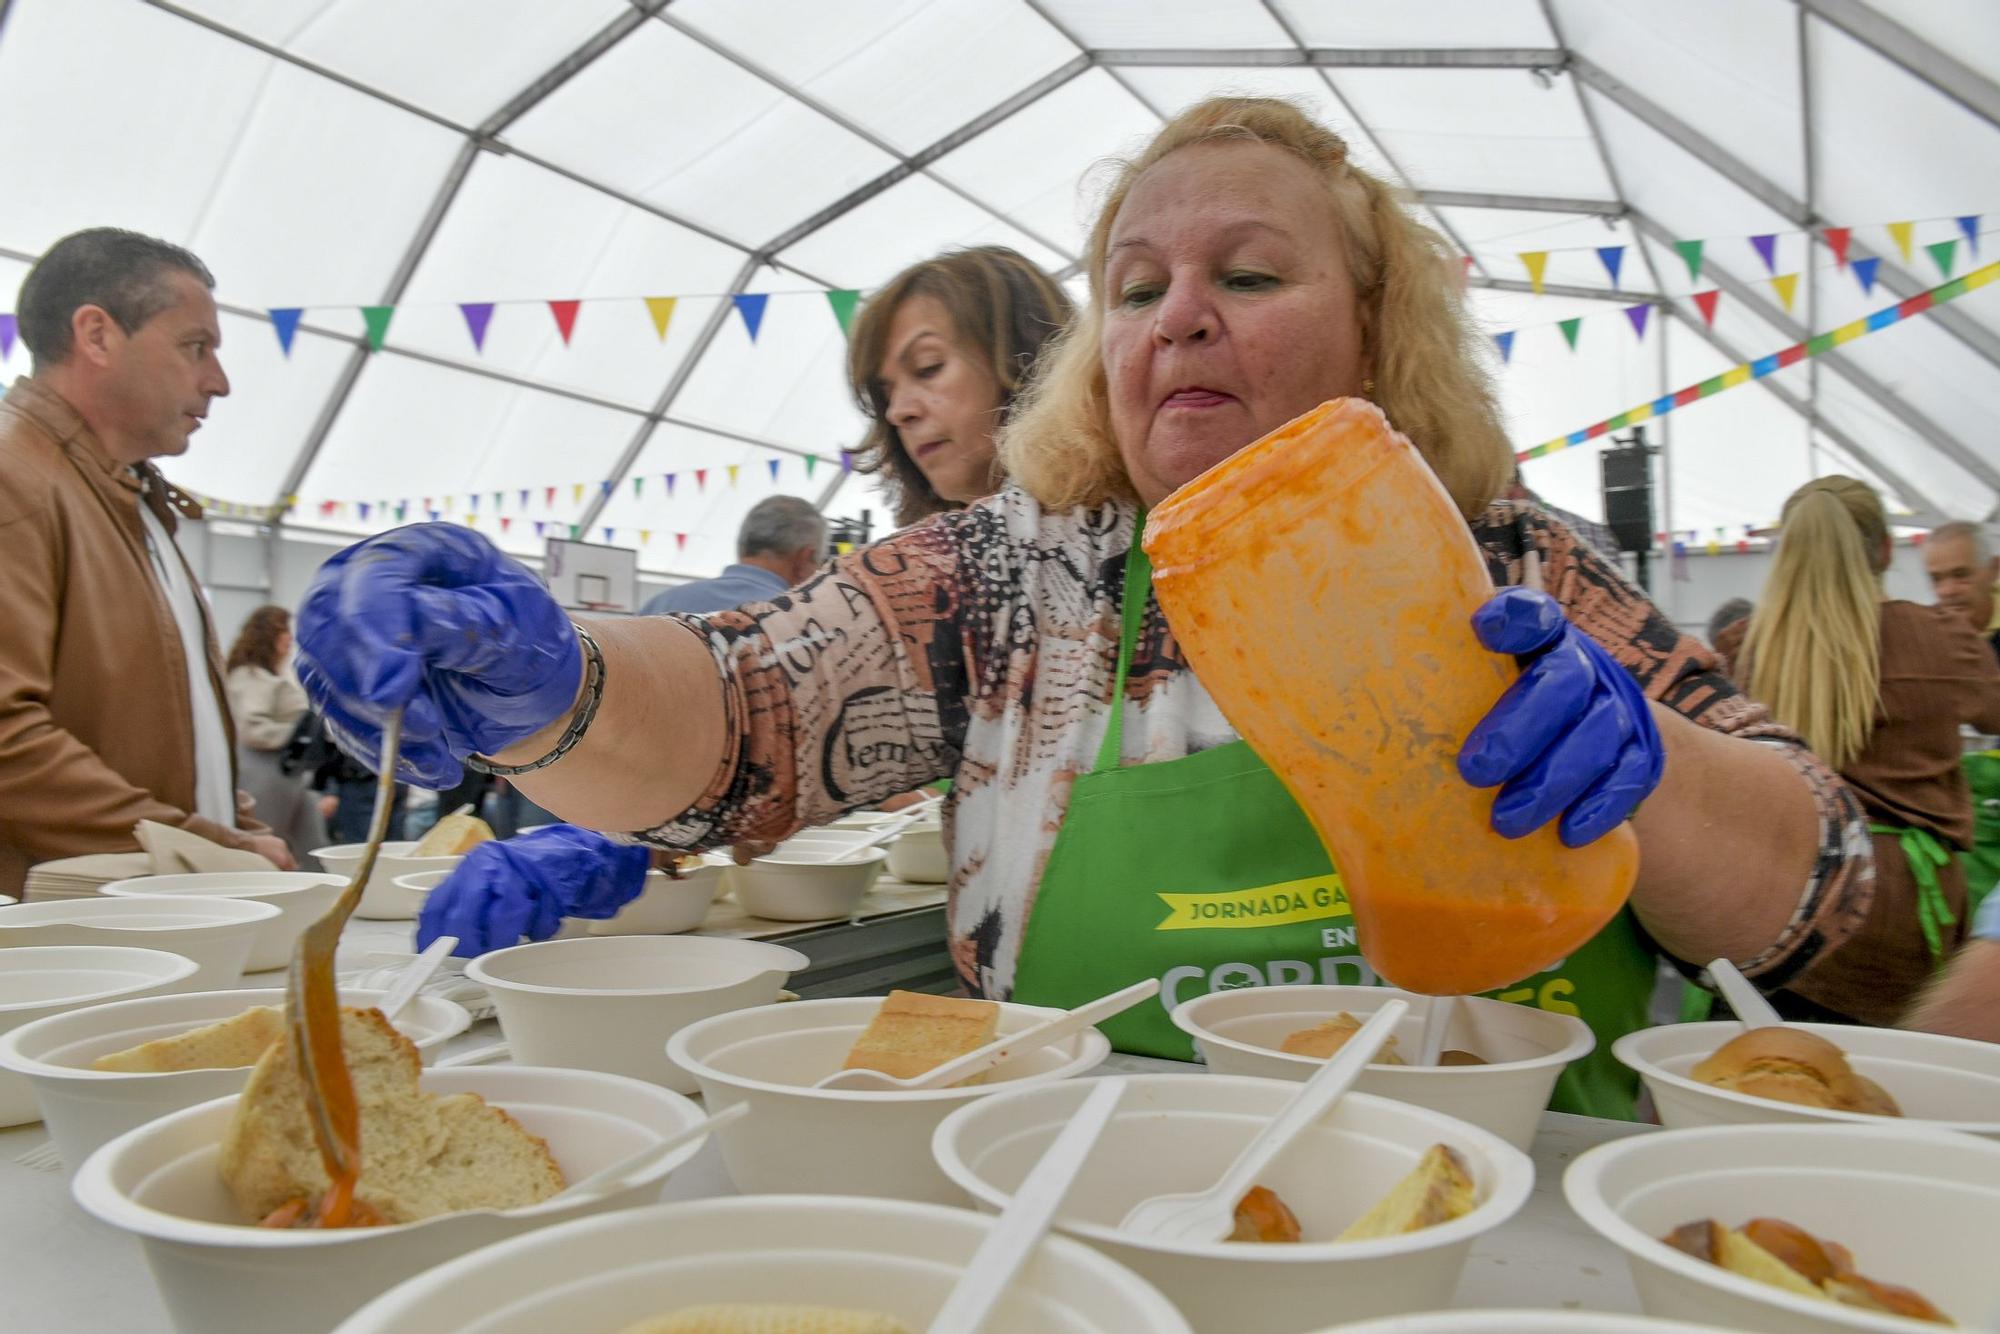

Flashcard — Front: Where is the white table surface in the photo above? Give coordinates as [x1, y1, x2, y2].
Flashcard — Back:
[1, 917, 1650, 1332]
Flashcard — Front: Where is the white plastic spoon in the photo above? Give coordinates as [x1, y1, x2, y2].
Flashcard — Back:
[377, 936, 457, 1021]
[813, 979, 1160, 1091]
[550, 1102, 747, 1205]
[1707, 956, 1782, 1029]
[1117, 999, 1408, 1244]
[927, 1077, 1125, 1334]
[767, 807, 934, 866]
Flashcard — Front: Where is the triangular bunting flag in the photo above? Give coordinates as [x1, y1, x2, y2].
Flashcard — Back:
[640, 529, 651, 544]
[633, 476, 643, 498]
[460, 303, 494, 352]
[665, 473, 676, 497]
[1824, 227, 1852, 267]
[732, 293, 768, 341]
[534, 521, 545, 537]
[548, 300, 581, 346]
[1624, 304, 1651, 340]
[501, 517, 512, 533]
[466, 513, 477, 527]
[644, 296, 677, 341]
[1958, 215, 1981, 256]
[1926, 239, 1958, 278]
[1888, 221, 1914, 263]
[825, 290, 861, 334]
[269, 308, 303, 356]
[603, 527, 614, 543]
[1494, 330, 1515, 363]
[1519, 251, 1549, 294]
[569, 525, 579, 539]
[1853, 256, 1881, 295]
[572, 483, 585, 505]
[361, 306, 395, 351]
[676, 533, 688, 552]
[428, 511, 440, 522]
[695, 469, 707, 492]
[1693, 289, 1721, 326]
[804, 455, 818, 478]
[599, 480, 613, 497]
[1750, 234, 1778, 273]
[1596, 246, 1624, 287]
[1770, 273, 1799, 313]
[492, 491, 502, 510]
[518, 489, 529, 509]
[726, 464, 740, 488]
[0, 314, 14, 361]
[1674, 240, 1705, 282]
[394, 503, 407, 522]
[768, 458, 781, 482]
[357, 502, 371, 520]
[469, 493, 479, 511]
[841, 453, 853, 473]
[1558, 317, 1582, 351]
[545, 486, 557, 508]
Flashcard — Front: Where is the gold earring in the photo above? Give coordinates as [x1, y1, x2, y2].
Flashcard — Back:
[1362, 377, 1375, 396]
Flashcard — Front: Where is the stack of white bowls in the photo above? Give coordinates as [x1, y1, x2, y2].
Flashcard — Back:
[311, 841, 466, 920]
[101, 872, 344, 972]
[0, 895, 279, 991]
[0, 945, 200, 1126]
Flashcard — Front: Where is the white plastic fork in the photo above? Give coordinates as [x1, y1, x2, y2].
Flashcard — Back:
[376, 935, 457, 1021]
[1117, 999, 1408, 1244]
[813, 979, 1159, 1091]
[1707, 956, 1783, 1029]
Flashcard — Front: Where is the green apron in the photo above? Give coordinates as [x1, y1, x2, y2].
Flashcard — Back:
[1011, 541, 1658, 1120]
[1871, 822, 1957, 968]
[1959, 751, 2000, 921]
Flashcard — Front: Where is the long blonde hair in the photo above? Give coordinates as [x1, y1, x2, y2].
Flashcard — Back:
[1743, 476, 1890, 771]
[999, 96, 1510, 519]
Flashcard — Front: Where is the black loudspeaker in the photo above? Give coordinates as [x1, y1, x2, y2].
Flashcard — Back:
[1600, 431, 1655, 555]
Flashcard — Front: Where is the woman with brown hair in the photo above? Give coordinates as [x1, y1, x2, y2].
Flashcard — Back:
[297, 98, 1871, 1118]
[224, 605, 326, 862]
[1742, 476, 2000, 1024]
[846, 245, 1074, 527]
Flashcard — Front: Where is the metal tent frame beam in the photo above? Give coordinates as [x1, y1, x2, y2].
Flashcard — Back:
[1418, 190, 1623, 217]
[1090, 48, 1566, 70]
[1801, 0, 2000, 134]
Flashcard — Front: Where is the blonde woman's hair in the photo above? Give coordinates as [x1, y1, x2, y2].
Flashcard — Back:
[1743, 475, 1890, 772]
[999, 96, 1511, 519]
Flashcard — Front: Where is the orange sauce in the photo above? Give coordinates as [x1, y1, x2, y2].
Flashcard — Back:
[1145, 399, 1639, 996]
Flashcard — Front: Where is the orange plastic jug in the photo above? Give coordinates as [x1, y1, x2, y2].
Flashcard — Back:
[1142, 399, 1638, 996]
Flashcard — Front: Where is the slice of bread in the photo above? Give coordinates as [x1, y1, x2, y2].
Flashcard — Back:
[841, 991, 999, 1083]
[1338, 1143, 1477, 1241]
[219, 1006, 563, 1224]
[93, 1005, 286, 1072]
[621, 1307, 913, 1334]
[410, 811, 495, 859]
[1277, 1012, 1407, 1064]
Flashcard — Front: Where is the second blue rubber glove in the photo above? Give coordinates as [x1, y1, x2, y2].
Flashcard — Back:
[1456, 586, 1665, 847]
[417, 825, 650, 957]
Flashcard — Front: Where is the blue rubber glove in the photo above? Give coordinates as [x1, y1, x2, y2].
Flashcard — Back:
[417, 825, 651, 957]
[1456, 586, 1665, 847]
[294, 524, 582, 788]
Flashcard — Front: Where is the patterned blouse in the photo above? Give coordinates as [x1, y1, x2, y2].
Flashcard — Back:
[642, 486, 1872, 999]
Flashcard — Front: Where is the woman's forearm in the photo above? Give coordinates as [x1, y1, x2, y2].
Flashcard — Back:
[1627, 701, 1824, 968]
[1903, 939, 2000, 1043]
[493, 617, 727, 832]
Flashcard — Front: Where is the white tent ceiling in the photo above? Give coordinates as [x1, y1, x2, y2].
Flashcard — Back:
[3, 0, 1998, 576]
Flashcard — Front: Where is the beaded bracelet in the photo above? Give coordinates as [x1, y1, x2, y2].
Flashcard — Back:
[463, 624, 605, 776]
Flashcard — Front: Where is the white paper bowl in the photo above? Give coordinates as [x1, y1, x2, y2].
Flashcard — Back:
[1614, 1020, 2000, 1139]
[310, 842, 464, 920]
[1317, 1313, 1732, 1332]
[0, 946, 202, 1126]
[102, 872, 345, 971]
[885, 823, 948, 883]
[0, 895, 281, 991]
[72, 1064, 712, 1334]
[467, 935, 809, 1094]
[0, 984, 470, 1169]
[667, 995, 1111, 1204]
[934, 1074, 1535, 1334]
[731, 846, 886, 921]
[1564, 1122, 2000, 1332]
[1173, 984, 1595, 1151]
[333, 1194, 1190, 1334]
[588, 856, 731, 936]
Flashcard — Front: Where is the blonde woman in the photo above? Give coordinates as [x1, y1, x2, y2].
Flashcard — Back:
[295, 98, 1870, 1119]
[1742, 476, 2000, 1024]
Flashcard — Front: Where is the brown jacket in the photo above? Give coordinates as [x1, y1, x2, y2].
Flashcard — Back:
[0, 377, 263, 896]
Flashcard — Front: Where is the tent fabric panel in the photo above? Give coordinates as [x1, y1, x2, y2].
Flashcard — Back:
[929, 70, 1159, 258]
[504, 20, 899, 248]
[776, 173, 1068, 291]
[1269, 0, 1556, 49]
[670, 0, 1078, 156]
[1327, 68, 1618, 198]
[1036, 0, 1293, 50]
[1552, 0, 1805, 204]
[172, 0, 630, 126]
[1110, 64, 1408, 183]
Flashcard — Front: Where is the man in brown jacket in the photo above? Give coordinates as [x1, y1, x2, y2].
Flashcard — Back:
[0, 228, 295, 896]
